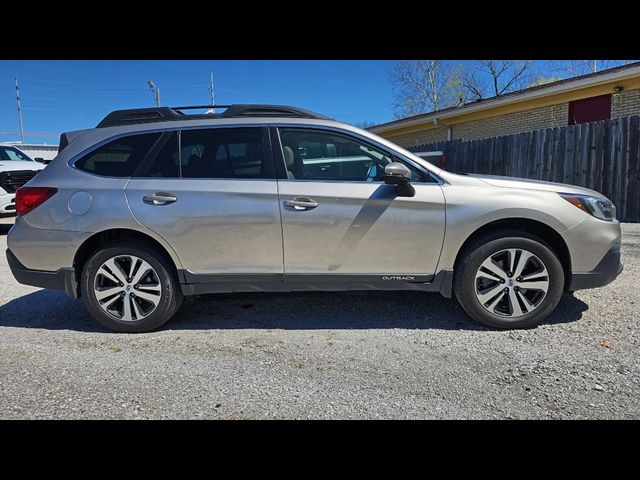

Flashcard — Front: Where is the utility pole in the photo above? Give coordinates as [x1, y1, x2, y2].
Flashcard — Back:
[209, 72, 216, 113]
[15, 78, 25, 144]
[147, 80, 160, 107]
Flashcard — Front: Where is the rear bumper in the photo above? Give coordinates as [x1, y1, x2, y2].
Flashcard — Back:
[569, 242, 623, 291]
[6, 248, 79, 298]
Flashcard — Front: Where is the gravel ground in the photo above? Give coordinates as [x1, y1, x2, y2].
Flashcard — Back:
[0, 215, 638, 419]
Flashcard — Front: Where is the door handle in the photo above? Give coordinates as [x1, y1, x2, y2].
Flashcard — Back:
[143, 192, 177, 205]
[283, 197, 318, 210]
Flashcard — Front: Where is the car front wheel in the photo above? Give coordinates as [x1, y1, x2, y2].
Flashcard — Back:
[454, 231, 565, 329]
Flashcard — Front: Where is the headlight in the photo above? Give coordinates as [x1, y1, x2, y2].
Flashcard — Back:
[560, 193, 616, 221]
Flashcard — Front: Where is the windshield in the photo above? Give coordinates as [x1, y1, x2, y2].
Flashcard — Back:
[0, 146, 34, 162]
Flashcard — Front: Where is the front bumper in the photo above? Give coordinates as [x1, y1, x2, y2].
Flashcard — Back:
[569, 242, 623, 290]
[6, 248, 79, 298]
[0, 193, 16, 215]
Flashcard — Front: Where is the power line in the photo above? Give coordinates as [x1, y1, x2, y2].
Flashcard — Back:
[10, 77, 209, 89]
[0, 129, 59, 139]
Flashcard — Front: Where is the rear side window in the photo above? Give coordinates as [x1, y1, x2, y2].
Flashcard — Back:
[75, 133, 161, 177]
[144, 132, 180, 178]
[135, 128, 267, 179]
[181, 128, 265, 179]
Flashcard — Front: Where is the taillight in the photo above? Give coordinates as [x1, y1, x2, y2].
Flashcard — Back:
[15, 187, 58, 216]
[440, 154, 446, 170]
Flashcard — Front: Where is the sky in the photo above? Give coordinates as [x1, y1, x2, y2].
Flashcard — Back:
[0, 60, 397, 144]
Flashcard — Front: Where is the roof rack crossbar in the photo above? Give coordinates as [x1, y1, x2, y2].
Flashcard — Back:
[96, 104, 329, 128]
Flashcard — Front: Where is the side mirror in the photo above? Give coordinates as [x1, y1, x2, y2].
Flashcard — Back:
[384, 162, 415, 197]
[384, 162, 411, 184]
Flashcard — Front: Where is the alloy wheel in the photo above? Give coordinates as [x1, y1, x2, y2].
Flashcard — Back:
[93, 255, 162, 322]
[474, 248, 550, 319]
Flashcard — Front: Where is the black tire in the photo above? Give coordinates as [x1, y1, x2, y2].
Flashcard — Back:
[454, 230, 564, 329]
[81, 240, 183, 333]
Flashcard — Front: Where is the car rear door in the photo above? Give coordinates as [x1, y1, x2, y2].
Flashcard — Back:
[272, 126, 446, 281]
[125, 126, 284, 282]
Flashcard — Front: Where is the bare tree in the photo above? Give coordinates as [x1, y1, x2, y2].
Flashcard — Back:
[463, 60, 535, 100]
[390, 60, 464, 118]
[552, 60, 636, 77]
[389, 59, 639, 119]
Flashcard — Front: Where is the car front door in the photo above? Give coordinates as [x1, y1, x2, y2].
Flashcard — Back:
[273, 126, 446, 282]
[125, 126, 284, 282]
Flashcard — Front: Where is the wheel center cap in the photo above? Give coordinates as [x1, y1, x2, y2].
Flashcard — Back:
[508, 279, 514, 287]
[126, 284, 132, 291]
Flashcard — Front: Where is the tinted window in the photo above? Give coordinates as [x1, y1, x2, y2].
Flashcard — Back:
[75, 133, 161, 177]
[0, 146, 33, 162]
[278, 128, 424, 182]
[181, 128, 265, 179]
[143, 132, 180, 178]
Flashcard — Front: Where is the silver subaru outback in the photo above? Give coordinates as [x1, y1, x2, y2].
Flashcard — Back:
[6, 104, 622, 332]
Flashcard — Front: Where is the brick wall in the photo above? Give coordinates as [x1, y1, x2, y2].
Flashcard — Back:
[612, 88, 640, 118]
[450, 103, 568, 141]
[384, 125, 449, 148]
[387, 103, 569, 146]
[385, 88, 640, 148]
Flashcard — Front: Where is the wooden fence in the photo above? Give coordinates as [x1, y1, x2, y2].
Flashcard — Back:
[409, 115, 640, 222]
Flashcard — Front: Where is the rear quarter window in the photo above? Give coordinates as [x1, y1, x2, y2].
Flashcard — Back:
[75, 133, 161, 177]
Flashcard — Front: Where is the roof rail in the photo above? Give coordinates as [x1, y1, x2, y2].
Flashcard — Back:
[221, 105, 329, 119]
[171, 105, 232, 111]
[96, 104, 330, 128]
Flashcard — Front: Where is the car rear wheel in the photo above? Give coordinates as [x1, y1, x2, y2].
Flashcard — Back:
[81, 240, 183, 332]
[454, 230, 564, 329]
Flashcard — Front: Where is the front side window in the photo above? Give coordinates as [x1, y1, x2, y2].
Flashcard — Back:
[75, 133, 161, 177]
[278, 128, 425, 182]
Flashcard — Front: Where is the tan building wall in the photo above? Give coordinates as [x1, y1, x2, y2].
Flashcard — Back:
[612, 88, 640, 117]
[384, 125, 449, 148]
[450, 103, 568, 142]
[385, 88, 640, 148]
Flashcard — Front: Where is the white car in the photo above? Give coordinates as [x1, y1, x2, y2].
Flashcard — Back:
[0, 145, 46, 215]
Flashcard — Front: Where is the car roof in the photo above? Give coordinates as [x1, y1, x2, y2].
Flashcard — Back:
[52, 105, 445, 179]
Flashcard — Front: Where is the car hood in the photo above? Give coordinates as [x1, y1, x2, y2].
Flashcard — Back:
[0, 161, 46, 172]
[467, 174, 606, 199]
